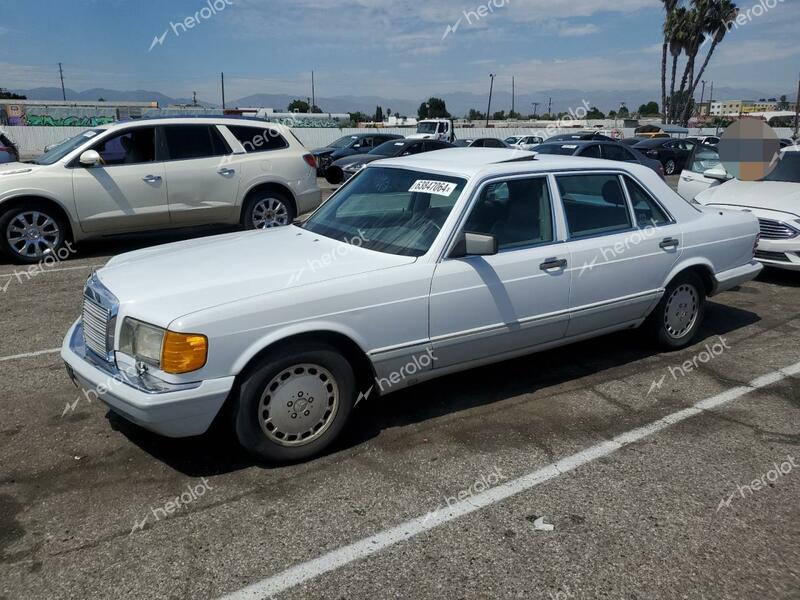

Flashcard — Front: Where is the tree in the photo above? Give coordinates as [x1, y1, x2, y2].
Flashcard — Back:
[0, 88, 26, 100]
[666, 6, 690, 123]
[348, 111, 369, 125]
[374, 106, 384, 122]
[586, 107, 605, 119]
[287, 99, 310, 113]
[660, 0, 680, 125]
[778, 95, 790, 111]
[467, 108, 485, 121]
[638, 101, 660, 116]
[609, 110, 618, 119]
[617, 106, 630, 118]
[418, 97, 450, 119]
[492, 110, 506, 120]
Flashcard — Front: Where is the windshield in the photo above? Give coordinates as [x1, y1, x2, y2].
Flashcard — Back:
[34, 129, 104, 165]
[535, 144, 579, 156]
[329, 136, 358, 149]
[303, 166, 467, 257]
[370, 141, 406, 155]
[417, 122, 437, 134]
[762, 152, 800, 184]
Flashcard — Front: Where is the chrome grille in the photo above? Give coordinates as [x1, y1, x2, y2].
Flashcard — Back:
[82, 295, 111, 358]
[758, 218, 799, 240]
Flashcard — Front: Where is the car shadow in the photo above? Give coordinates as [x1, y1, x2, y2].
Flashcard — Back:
[110, 300, 760, 477]
[757, 267, 800, 288]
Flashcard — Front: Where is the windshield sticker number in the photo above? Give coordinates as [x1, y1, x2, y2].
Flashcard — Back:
[409, 180, 457, 197]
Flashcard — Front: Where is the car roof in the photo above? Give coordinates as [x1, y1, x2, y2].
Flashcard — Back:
[108, 116, 293, 130]
[372, 147, 642, 179]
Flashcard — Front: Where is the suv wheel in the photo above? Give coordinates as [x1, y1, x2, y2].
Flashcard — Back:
[648, 271, 706, 349]
[233, 341, 356, 463]
[664, 159, 677, 175]
[0, 204, 69, 264]
[242, 192, 295, 229]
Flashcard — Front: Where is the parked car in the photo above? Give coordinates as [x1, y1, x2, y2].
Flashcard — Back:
[508, 135, 544, 151]
[325, 139, 453, 184]
[633, 138, 696, 175]
[677, 144, 726, 200]
[311, 133, 403, 175]
[779, 138, 797, 148]
[534, 140, 665, 178]
[61, 148, 761, 463]
[0, 130, 19, 163]
[547, 132, 615, 142]
[620, 137, 647, 146]
[0, 117, 321, 263]
[453, 137, 509, 148]
[691, 148, 800, 271]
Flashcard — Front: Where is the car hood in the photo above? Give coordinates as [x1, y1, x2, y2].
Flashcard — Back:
[97, 226, 416, 326]
[698, 179, 800, 219]
[312, 148, 336, 156]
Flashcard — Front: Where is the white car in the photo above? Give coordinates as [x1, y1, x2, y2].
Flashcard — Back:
[693, 148, 800, 271]
[509, 135, 544, 151]
[0, 117, 321, 263]
[62, 149, 761, 462]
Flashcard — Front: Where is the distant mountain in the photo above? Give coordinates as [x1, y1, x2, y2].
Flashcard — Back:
[12, 86, 794, 118]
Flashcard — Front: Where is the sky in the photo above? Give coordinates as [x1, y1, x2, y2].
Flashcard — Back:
[0, 0, 798, 103]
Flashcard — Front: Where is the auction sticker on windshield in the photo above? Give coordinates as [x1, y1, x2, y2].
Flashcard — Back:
[409, 180, 458, 196]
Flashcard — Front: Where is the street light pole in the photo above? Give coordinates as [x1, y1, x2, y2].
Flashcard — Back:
[486, 74, 495, 128]
[794, 71, 800, 142]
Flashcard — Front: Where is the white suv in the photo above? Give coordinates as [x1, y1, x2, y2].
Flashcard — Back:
[0, 117, 321, 263]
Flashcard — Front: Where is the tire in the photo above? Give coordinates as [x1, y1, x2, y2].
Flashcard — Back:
[0, 202, 70, 264]
[647, 271, 706, 350]
[241, 191, 296, 230]
[664, 159, 677, 175]
[233, 341, 356, 463]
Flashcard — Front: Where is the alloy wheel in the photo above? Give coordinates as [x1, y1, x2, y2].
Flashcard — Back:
[251, 197, 290, 228]
[663, 283, 699, 339]
[5, 210, 61, 260]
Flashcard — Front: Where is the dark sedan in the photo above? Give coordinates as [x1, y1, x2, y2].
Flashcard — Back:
[547, 131, 615, 142]
[534, 140, 665, 178]
[325, 139, 454, 184]
[312, 133, 403, 175]
[632, 138, 695, 176]
[452, 137, 508, 148]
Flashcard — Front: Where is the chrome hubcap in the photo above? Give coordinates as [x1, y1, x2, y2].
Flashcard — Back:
[666, 160, 676, 174]
[664, 284, 699, 339]
[252, 198, 290, 229]
[258, 363, 339, 446]
[6, 211, 61, 259]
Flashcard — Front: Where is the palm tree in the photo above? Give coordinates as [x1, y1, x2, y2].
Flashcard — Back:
[682, 0, 739, 123]
[660, 0, 680, 122]
[674, 3, 709, 124]
[666, 7, 689, 123]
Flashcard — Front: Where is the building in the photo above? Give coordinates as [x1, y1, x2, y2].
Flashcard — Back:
[0, 99, 157, 126]
[709, 99, 778, 117]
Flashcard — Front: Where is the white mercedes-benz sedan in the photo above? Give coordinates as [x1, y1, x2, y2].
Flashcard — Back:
[62, 148, 762, 462]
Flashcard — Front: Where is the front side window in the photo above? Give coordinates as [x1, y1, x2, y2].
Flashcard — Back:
[303, 167, 466, 257]
[93, 127, 156, 166]
[227, 125, 288, 153]
[624, 176, 671, 227]
[690, 145, 721, 173]
[464, 177, 554, 251]
[162, 125, 230, 161]
[557, 174, 632, 238]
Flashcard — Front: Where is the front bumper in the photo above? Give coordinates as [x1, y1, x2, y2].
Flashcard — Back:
[755, 238, 800, 271]
[61, 320, 234, 438]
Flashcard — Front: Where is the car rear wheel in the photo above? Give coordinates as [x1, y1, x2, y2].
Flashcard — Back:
[647, 271, 706, 349]
[664, 159, 677, 175]
[233, 341, 356, 463]
[242, 192, 295, 230]
[0, 204, 69, 264]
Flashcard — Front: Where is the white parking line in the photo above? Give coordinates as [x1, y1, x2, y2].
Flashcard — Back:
[0, 348, 61, 363]
[220, 360, 800, 600]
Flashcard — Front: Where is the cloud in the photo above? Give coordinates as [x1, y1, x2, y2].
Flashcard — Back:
[558, 23, 599, 37]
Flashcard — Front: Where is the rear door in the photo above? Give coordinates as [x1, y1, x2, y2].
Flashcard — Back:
[160, 124, 240, 225]
[556, 172, 680, 336]
[678, 144, 722, 200]
[72, 126, 170, 233]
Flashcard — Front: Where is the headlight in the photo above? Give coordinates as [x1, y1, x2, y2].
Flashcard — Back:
[346, 163, 364, 172]
[119, 318, 207, 374]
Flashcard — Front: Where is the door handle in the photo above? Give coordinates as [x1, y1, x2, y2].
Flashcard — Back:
[540, 257, 568, 271]
[681, 175, 691, 181]
[142, 175, 161, 183]
[217, 168, 235, 176]
[659, 237, 679, 250]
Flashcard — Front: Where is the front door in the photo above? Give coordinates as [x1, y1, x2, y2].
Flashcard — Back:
[555, 172, 682, 337]
[678, 144, 722, 200]
[430, 175, 571, 368]
[160, 124, 241, 225]
[72, 126, 170, 233]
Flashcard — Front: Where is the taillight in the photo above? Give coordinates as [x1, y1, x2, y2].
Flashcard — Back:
[302, 154, 317, 170]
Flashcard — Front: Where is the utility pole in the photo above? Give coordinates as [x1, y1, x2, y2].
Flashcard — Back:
[58, 62, 66, 101]
[794, 72, 800, 141]
[699, 80, 706, 117]
[192, 91, 197, 107]
[311, 70, 316, 113]
[531, 102, 540, 119]
[221, 72, 226, 111]
[511, 76, 515, 116]
[486, 73, 495, 128]
[547, 97, 552, 118]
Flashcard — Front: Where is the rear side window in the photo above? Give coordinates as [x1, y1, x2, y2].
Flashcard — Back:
[228, 125, 289, 153]
[690, 145, 721, 173]
[602, 144, 634, 162]
[557, 174, 632, 238]
[162, 125, 230, 161]
[624, 176, 671, 227]
[579, 145, 602, 158]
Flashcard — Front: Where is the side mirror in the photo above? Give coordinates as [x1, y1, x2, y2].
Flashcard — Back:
[450, 232, 498, 258]
[79, 150, 101, 166]
[703, 166, 731, 181]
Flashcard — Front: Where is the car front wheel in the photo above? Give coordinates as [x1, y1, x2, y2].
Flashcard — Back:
[242, 192, 295, 230]
[0, 204, 69, 264]
[648, 271, 706, 349]
[233, 341, 356, 463]
[664, 159, 677, 175]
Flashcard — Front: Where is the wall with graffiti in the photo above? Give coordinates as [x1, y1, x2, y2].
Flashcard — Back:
[1, 103, 117, 127]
